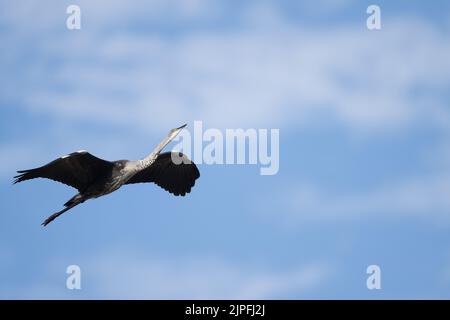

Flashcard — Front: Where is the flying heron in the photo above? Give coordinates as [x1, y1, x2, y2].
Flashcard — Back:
[14, 124, 200, 226]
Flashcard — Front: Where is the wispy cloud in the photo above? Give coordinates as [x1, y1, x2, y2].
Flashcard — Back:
[2, 1, 450, 300]
[262, 172, 450, 226]
[2, 2, 449, 133]
[88, 253, 330, 299]
[1, 253, 330, 299]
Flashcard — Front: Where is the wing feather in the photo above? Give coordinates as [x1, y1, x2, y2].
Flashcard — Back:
[14, 151, 113, 192]
[126, 152, 200, 196]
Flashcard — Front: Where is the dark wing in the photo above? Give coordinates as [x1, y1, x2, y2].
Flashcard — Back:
[126, 152, 200, 196]
[14, 151, 114, 192]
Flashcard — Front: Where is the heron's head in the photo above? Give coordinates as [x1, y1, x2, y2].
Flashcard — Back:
[168, 124, 187, 140]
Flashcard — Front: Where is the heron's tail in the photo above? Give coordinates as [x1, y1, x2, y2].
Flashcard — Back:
[42, 194, 84, 226]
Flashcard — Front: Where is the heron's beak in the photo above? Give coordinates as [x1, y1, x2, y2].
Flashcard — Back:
[169, 124, 187, 140]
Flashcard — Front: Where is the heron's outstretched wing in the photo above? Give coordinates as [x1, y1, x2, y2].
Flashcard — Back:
[126, 152, 200, 196]
[14, 151, 114, 192]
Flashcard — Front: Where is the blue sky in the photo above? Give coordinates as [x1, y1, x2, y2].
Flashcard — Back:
[1, 0, 450, 299]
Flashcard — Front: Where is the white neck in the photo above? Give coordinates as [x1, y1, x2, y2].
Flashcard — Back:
[139, 124, 186, 169]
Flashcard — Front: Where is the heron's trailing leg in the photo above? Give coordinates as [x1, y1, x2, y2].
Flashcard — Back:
[42, 195, 84, 226]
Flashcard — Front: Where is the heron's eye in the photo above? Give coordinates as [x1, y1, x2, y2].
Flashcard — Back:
[178, 152, 183, 157]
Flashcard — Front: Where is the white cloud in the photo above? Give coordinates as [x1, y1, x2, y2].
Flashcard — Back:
[2, 2, 449, 134]
[290, 0, 356, 15]
[87, 253, 330, 299]
[1, 253, 330, 299]
[264, 173, 450, 226]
